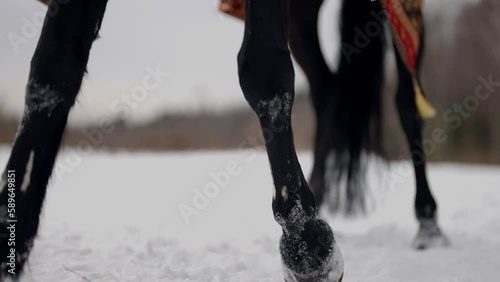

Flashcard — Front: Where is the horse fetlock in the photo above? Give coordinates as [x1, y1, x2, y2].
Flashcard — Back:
[415, 203, 437, 222]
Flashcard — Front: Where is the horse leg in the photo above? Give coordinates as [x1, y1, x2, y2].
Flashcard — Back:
[0, 0, 108, 277]
[291, 0, 386, 214]
[238, 0, 344, 281]
[289, 0, 337, 209]
[394, 55, 449, 250]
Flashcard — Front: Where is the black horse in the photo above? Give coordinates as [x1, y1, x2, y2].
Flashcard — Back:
[0, 0, 447, 281]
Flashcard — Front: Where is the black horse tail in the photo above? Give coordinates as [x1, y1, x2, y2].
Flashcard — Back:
[327, 0, 386, 214]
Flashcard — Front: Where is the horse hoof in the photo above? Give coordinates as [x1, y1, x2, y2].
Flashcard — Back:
[412, 218, 450, 250]
[280, 219, 345, 282]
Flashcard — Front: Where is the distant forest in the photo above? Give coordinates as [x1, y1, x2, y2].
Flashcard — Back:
[1, 0, 499, 164]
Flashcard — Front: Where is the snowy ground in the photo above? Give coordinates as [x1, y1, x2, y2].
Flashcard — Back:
[1, 147, 499, 282]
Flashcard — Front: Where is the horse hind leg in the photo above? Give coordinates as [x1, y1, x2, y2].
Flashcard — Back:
[0, 0, 109, 278]
[290, 0, 387, 215]
[394, 54, 449, 250]
[289, 0, 337, 210]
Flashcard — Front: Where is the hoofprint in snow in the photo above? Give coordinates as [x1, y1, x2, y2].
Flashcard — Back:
[0, 147, 498, 282]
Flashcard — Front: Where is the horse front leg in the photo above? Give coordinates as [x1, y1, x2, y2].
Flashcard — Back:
[237, 0, 344, 281]
[0, 0, 108, 279]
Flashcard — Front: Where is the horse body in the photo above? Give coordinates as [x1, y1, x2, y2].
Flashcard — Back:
[0, 0, 447, 280]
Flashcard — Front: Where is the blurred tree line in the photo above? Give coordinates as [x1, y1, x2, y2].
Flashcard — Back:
[0, 0, 498, 164]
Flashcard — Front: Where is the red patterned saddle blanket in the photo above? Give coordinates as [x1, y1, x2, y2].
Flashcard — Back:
[219, 0, 435, 118]
[382, 0, 424, 71]
[381, 0, 435, 118]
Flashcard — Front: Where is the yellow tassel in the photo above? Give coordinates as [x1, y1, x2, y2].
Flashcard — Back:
[413, 77, 436, 119]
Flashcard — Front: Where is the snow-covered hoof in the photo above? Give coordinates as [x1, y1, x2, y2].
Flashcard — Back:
[412, 218, 450, 250]
[280, 219, 345, 282]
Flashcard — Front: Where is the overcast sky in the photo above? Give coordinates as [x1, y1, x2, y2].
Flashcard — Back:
[0, 0, 469, 126]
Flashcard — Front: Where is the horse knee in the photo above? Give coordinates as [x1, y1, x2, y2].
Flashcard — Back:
[27, 45, 88, 119]
[237, 48, 295, 121]
[24, 82, 70, 121]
